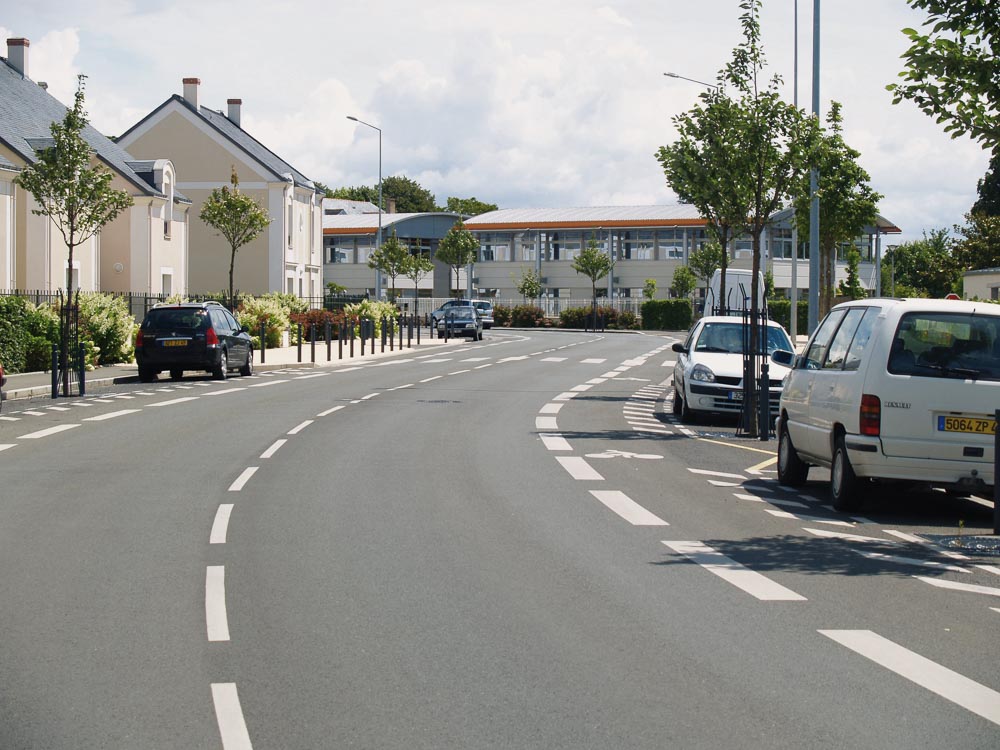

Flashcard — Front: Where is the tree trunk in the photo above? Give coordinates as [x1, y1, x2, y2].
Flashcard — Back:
[229, 246, 237, 311]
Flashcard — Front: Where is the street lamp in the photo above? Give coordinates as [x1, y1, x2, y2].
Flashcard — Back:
[663, 72, 720, 92]
[346, 115, 383, 298]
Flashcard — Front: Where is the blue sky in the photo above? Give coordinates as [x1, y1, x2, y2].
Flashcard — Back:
[3, 1, 990, 244]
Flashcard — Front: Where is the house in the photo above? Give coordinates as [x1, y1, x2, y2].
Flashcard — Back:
[118, 78, 323, 302]
[0, 38, 190, 296]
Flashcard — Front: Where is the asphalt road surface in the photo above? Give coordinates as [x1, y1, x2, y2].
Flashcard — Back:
[1, 329, 998, 749]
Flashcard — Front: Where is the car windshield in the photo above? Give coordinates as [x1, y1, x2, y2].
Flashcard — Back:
[448, 308, 476, 319]
[889, 311, 1000, 380]
[694, 322, 792, 355]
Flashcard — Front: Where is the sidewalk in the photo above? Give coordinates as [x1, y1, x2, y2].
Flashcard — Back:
[2, 331, 458, 402]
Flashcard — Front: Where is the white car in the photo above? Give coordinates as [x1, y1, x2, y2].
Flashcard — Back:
[671, 316, 794, 422]
[774, 298, 1000, 511]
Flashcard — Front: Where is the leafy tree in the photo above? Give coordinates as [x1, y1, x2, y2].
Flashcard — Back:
[14, 76, 133, 394]
[951, 212, 1000, 273]
[330, 185, 380, 205]
[200, 167, 272, 310]
[436, 220, 479, 295]
[383, 175, 438, 213]
[838, 249, 866, 300]
[367, 229, 410, 299]
[671, 266, 697, 299]
[642, 278, 658, 300]
[401, 250, 434, 306]
[446, 197, 498, 216]
[513, 267, 543, 302]
[888, 1, 1000, 150]
[313, 181, 336, 199]
[973, 152, 1000, 216]
[571, 236, 614, 312]
[882, 230, 957, 297]
[687, 242, 725, 298]
[791, 102, 881, 316]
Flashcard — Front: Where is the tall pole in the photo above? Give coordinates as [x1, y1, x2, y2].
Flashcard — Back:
[347, 115, 383, 298]
[790, 0, 799, 342]
[808, 0, 821, 333]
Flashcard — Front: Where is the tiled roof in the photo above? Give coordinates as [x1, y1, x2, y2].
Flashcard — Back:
[323, 212, 428, 231]
[0, 59, 165, 197]
[464, 205, 706, 229]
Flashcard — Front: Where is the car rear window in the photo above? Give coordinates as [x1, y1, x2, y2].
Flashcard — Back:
[143, 308, 209, 330]
[889, 311, 1000, 380]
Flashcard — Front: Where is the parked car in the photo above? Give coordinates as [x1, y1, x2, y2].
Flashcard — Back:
[774, 298, 1000, 511]
[437, 306, 484, 340]
[671, 316, 794, 422]
[134, 301, 253, 382]
[431, 299, 494, 328]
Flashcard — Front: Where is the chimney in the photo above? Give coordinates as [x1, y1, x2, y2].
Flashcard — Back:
[387, 198, 397, 214]
[6, 38, 29, 78]
[227, 98, 242, 128]
[182, 77, 200, 109]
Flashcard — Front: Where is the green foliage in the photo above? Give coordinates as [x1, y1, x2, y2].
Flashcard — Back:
[640, 299, 693, 331]
[383, 175, 438, 212]
[289, 308, 345, 339]
[764, 270, 775, 299]
[368, 230, 411, 298]
[330, 185, 380, 205]
[838, 249, 867, 300]
[571, 236, 614, 307]
[401, 252, 434, 300]
[559, 306, 638, 330]
[313, 180, 336, 199]
[885, 229, 960, 297]
[973, 152, 1000, 215]
[493, 305, 512, 327]
[951, 212, 1000, 273]
[259, 291, 309, 315]
[671, 266, 697, 298]
[76, 293, 136, 364]
[888, 1, 1000, 149]
[236, 296, 291, 349]
[642, 278, 658, 300]
[508, 305, 546, 327]
[0, 296, 59, 373]
[687, 242, 726, 292]
[446, 196, 498, 216]
[326, 281, 348, 295]
[199, 168, 271, 308]
[767, 298, 809, 333]
[513, 267, 543, 301]
[343, 299, 400, 337]
[435, 221, 479, 294]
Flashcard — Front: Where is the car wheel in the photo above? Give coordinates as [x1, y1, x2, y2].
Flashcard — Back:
[213, 350, 228, 380]
[672, 387, 682, 416]
[679, 388, 695, 423]
[240, 348, 253, 376]
[138, 366, 157, 383]
[170, 369, 183, 381]
[831, 435, 863, 512]
[777, 421, 809, 486]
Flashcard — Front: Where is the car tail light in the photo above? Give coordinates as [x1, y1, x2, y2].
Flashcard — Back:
[206, 327, 219, 346]
[860, 394, 881, 436]
[135, 329, 144, 348]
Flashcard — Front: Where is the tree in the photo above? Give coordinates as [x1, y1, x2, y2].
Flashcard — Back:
[14, 75, 133, 395]
[313, 181, 336, 199]
[367, 229, 410, 299]
[642, 278, 658, 300]
[882, 229, 957, 298]
[436, 221, 479, 295]
[888, 1, 1000, 150]
[973, 152, 1000, 216]
[401, 251, 434, 306]
[791, 102, 881, 316]
[671, 266, 697, 299]
[838, 249, 866, 300]
[383, 175, 438, 213]
[513, 267, 542, 302]
[446, 197, 498, 216]
[200, 167, 271, 310]
[571, 236, 614, 314]
[330, 185, 380, 205]
[687, 242, 725, 300]
[951, 213, 1000, 274]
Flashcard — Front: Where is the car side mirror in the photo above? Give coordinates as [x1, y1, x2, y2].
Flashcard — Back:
[240, 325, 249, 334]
[672, 342, 688, 354]
[771, 349, 794, 367]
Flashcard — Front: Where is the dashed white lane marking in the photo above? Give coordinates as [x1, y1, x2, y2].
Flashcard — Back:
[206, 388, 247, 396]
[852, 550, 969, 574]
[46, 406, 70, 412]
[294, 373, 328, 380]
[883, 530, 925, 544]
[708, 480, 743, 487]
[0, 416, 20, 421]
[449, 369, 471, 375]
[765, 509, 856, 527]
[688, 468, 747, 480]
[540, 434, 572, 451]
[632, 426, 673, 435]
[211, 683, 254, 749]
[475, 364, 493, 369]
[586, 378, 607, 385]
[764, 497, 809, 509]
[804, 527, 890, 544]
[581, 358, 606, 364]
[0, 444, 15, 452]
[556, 456, 604, 481]
[819, 629, 1000, 727]
[150, 397, 199, 407]
[554, 392, 578, 401]
[536, 416, 559, 430]
[590, 490, 668, 525]
[249, 379, 288, 388]
[976, 565, 1000, 577]
[420, 376, 443, 383]
[601, 371, 621, 378]
[462, 357, 490, 362]
[206, 566, 230, 642]
[389, 383, 414, 390]
[422, 358, 452, 364]
[19, 424, 80, 439]
[734, 493, 767, 503]
[915, 577, 1000, 597]
[210, 505, 235, 544]
[23, 410, 45, 416]
[539, 403, 564, 415]
[361, 393, 379, 400]
[317, 405, 345, 417]
[260, 439, 287, 459]
[570, 384, 592, 392]
[287, 420, 313, 435]
[500, 356, 529, 362]
[336, 366, 362, 372]
[83, 409, 141, 422]
[228, 467, 258, 492]
[663, 541, 807, 601]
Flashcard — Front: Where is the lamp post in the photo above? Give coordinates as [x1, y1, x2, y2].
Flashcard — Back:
[663, 72, 720, 92]
[346, 115, 383, 298]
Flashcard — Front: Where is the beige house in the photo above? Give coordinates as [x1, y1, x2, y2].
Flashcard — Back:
[118, 78, 323, 302]
[0, 38, 190, 295]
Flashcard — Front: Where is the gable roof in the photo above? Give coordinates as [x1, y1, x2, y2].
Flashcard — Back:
[120, 94, 319, 193]
[0, 57, 167, 199]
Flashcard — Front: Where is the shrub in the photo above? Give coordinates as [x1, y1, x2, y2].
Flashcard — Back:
[77, 292, 136, 365]
[640, 299, 692, 330]
[766, 298, 809, 334]
[509, 304, 545, 327]
[260, 291, 309, 316]
[559, 306, 640, 330]
[343, 300, 400, 337]
[494, 304, 512, 327]
[0, 296, 60, 373]
[289, 308, 345, 339]
[237, 296, 290, 349]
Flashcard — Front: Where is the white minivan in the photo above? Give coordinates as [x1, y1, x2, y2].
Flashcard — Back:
[774, 298, 1000, 510]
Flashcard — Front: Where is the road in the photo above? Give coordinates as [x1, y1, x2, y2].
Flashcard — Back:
[1, 329, 998, 749]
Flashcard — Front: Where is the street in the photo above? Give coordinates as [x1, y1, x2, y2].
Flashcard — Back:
[0, 329, 998, 749]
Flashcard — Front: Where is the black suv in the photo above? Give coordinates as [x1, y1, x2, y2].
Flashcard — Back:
[135, 301, 253, 382]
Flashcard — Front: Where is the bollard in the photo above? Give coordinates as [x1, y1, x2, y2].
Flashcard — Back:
[400, 315, 405, 349]
[51, 343, 58, 399]
[417, 313, 421, 345]
[350, 320, 355, 358]
[326, 321, 332, 362]
[381, 317, 387, 353]
[310, 323, 316, 363]
[78, 343, 86, 397]
[260, 321, 266, 364]
[361, 320, 366, 356]
[297, 323, 303, 363]
[339, 321, 344, 360]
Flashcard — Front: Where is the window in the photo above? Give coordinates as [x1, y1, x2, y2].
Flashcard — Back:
[771, 228, 793, 259]
[480, 233, 510, 262]
[519, 233, 536, 262]
[802, 309, 846, 369]
[656, 229, 681, 260]
[844, 308, 879, 371]
[823, 308, 867, 370]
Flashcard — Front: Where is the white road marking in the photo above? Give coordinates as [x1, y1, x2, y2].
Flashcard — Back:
[556, 456, 604, 481]
[632, 426, 673, 435]
[420, 376, 442, 383]
[765, 509, 856, 527]
[586, 449, 662, 460]
[248, 379, 287, 388]
[766, 497, 810, 509]
[539, 403, 564, 414]
[540, 434, 573, 451]
[475, 364, 493, 369]
[976, 565, 1000, 577]
[734, 493, 767, 502]
[46, 406, 70, 412]
[883, 530, 926, 544]
[422, 358, 452, 363]
[688, 468, 747, 480]
[294, 373, 327, 380]
[626, 416, 662, 424]
[336, 366, 361, 372]
[804, 527, 894, 544]
[915, 577, 1000, 597]
[553, 392, 578, 401]
[317, 405, 346, 417]
[19, 424, 80, 439]
[149, 397, 199, 407]
[228, 467, 258, 492]
[462, 357, 490, 362]
[582, 358, 606, 364]
[708, 480, 743, 487]
[23, 410, 45, 416]
[535, 416, 559, 430]
[661, 359, 677, 366]
[570, 384, 592, 392]
[819, 629, 1000, 727]
[500, 356, 529, 362]
[0, 444, 15, 452]
[83, 409, 141, 422]
[852, 550, 969, 574]
[590, 490, 668, 525]
[0, 416, 20, 421]
[586, 378, 607, 385]
[361, 393, 379, 400]
[663, 541, 806, 601]
[601, 371, 620, 378]
[205, 566, 230, 641]
[288, 420, 313, 435]
[210, 505, 234, 544]
[113, 395, 136, 399]
[260, 439, 287, 459]
[449, 369, 471, 375]
[389, 383, 414, 390]
[211, 683, 254, 749]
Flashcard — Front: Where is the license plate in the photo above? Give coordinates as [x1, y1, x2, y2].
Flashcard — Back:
[729, 391, 743, 401]
[163, 339, 188, 347]
[937, 416, 996, 434]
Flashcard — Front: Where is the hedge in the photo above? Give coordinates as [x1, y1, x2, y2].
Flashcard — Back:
[766, 298, 809, 334]
[559, 305, 638, 330]
[640, 299, 692, 331]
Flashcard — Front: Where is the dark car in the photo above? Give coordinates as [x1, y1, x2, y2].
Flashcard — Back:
[437, 306, 484, 340]
[431, 299, 494, 328]
[135, 301, 253, 382]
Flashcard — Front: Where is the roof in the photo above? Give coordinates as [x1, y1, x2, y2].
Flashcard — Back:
[323, 198, 379, 215]
[120, 94, 319, 193]
[769, 207, 902, 234]
[323, 211, 461, 234]
[0, 58, 166, 198]
[464, 205, 706, 230]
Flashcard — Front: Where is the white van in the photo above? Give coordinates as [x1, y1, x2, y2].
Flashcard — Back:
[774, 298, 1000, 510]
[707, 269, 765, 315]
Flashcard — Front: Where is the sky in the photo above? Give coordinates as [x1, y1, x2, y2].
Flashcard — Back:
[3, 1, 990, 245]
